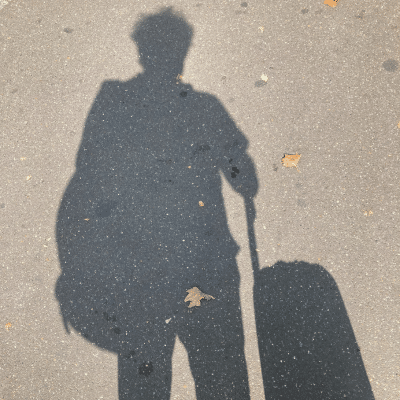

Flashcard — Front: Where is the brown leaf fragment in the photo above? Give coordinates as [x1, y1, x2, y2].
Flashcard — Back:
[26, 175, 32, 181]
[84, 218, 90, 221]
[184, 287, 215, 308]
[199, 201, 204, 207]
[324, 0, 339, 7]
[397, 121, 400, 129]
[5, 322, 12, 331]
[281, 153, 301, 171]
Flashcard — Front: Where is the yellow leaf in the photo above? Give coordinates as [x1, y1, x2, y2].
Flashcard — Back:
[281, 153, 301, 171]
[184, 287, 215, 308]
[324, 0, 339, 8]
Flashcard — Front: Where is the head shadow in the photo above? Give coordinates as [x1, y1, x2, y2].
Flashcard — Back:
[131, 7, 193, 79]
[55, 7, 257, 399]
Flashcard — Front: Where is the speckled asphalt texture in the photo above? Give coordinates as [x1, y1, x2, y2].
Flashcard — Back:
[1, 1, 399, 399]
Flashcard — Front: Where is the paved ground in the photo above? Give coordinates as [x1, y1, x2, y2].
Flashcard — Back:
[1, 0, 399, 399]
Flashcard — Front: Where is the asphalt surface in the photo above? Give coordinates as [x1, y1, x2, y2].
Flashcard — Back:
[1, 0, 399, 399]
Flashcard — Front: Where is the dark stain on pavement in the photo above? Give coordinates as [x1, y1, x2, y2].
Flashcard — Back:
[297, 198, 307, 208]
[355, 10, 366, 19]
[124, 350, 136, 359]
[63, 28, 74, 34]
[255, 80, 267, 87]
[301, 8, 309, 14]
[95, 201, 117, 218]
[103, 312, 117, 322]
[231, 166, 240, 178]
[139, 362, 154, 377]
[382, 59, 398, 72]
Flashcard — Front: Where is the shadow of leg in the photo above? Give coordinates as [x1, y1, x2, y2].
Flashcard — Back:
[118, 333, 174, 399]
[182, 278, 250, 400]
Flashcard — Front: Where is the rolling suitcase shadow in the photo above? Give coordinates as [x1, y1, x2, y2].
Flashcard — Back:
[245, 199, 375, 399]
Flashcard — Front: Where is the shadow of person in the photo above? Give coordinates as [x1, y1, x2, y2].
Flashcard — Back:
[253, 261, 375, 399]
[55, 7, 258, 399]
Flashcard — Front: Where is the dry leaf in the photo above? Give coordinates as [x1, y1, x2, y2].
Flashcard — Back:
[199, 201, 204, 207]
[261, 74, 268, 82]
[84, 218, 90, 221]
[26, 175, 32, 181]
[281, 153, 301, 171]
[20, 157, 26, 161]
[184, 287, 215, 308]
[5, 322, 12, 331]
[397, 121, 400, 129]
[324, 0, 339, 7]
[258, 26, 264, 33]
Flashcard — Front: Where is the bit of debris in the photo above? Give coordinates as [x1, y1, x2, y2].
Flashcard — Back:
[5, 322, 12, 331]
[199, 201, 204, 207]
[281, 153, 301, 172]
[363, 210, 373, 217]
[397, 121, 400, 129]
[20, 157, 26, 161]
[324, 0, 339, 8]
[165, 318, 172, 324]
[184, 287, 215, 308]
[84, 218, 90, 221]
[26, 175, 32, 181]
[261, 74, 268, 82]
[258, 26, 264, 33]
